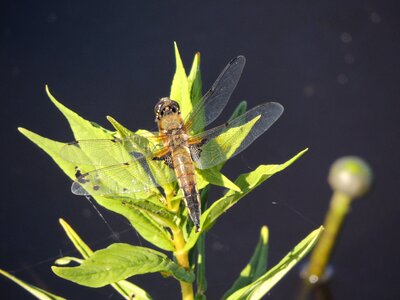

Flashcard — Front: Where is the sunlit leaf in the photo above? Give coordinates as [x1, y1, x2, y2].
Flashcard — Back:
[222, 226, 269, 299]
[188, 52, 202, 105]
[195, 233, 207, 300]
[58, 219, 152, 300]
[0, 268, 66, 300]
[196, 168, 240, 192]
[52, 243, 194, 288]
[170, 42, 191, 120]
[199, 115, 260, 169]
[184, 149, 308, 251]
[121, 199, 180, 229]
[19, 116, 174, 252]
[226, 227, 323, 300]
[228, 101, 247, 122]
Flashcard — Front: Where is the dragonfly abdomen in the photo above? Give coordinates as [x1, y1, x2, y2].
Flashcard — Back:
[171, 146, 201, 231]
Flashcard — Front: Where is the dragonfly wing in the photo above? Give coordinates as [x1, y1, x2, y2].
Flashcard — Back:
[72, 155, 176, 196]
[191, 102, 284, 170]
[184, 56, 246, 134]
[61, 133, 163, 166]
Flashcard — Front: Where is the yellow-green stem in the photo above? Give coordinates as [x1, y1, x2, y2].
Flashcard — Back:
[165, 189, 194, 300]
[173, 227, 194, 300]
[305, 191, 351, 280]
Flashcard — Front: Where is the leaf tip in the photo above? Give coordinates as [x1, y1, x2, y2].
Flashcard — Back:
[193, 52, 201, 66]
[260, 226, 269, 244]
[230, 183, 242, 192]
[59, 218, 68, 229]
[17, 127, 26, 134]
[300, 148, 309, 154]
[17, 127, 33, 139]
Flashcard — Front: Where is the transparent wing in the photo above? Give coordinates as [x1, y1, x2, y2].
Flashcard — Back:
[72, 156, 176, 196]
[60, 133, 163, 166]
[191, 102, 284, 170]
[185, 56, 246, 134]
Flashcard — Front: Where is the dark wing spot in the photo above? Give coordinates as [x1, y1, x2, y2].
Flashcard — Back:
[78, 177, 90, 184]
[123, 162, 130, 166]
[74, 167, 83, 179]
[77, 171, 90, 184]
[93, 185, 100, 191]
[122, 187, 128, 193]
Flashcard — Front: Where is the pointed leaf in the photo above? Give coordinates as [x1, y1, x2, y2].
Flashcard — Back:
[46, 85, 112, 140]
[195, 233, 207, 300]
[197, 168, 241, 192]
[170, 42, 191, 120]
[0, 268, 66, 300]
[226, 227, 323, 300]
[18, 128, 174, 251]
[188, 52, 201, 106]
[222, 226, 269, 299]
[52, 243, 194, 287]
[184, 149, 308, 251]
[228, 101, 248, 122]
[107, 115, 135, 139]
[59, 219, 152, 300]
[59, 218, 93, 257]
[121, 200, 180, 229]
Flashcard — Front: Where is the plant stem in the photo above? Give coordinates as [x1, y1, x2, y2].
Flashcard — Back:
[166, 188, 194, 300]
[172, 227, 194, 300]
[305, 191, 351, 280]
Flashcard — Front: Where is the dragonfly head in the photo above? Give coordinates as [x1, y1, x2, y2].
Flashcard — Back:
[154, 97, 181, 121]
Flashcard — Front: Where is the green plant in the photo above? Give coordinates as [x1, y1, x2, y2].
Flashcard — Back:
[3, 44, 322, 299]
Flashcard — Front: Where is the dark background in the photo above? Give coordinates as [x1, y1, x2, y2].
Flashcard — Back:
[1, 1, 399, 299]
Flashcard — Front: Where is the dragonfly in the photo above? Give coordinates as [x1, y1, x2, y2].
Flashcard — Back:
[60, 56, 284, 232]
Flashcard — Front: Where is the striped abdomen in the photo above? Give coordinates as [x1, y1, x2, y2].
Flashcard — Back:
[171, 145, 201, 231]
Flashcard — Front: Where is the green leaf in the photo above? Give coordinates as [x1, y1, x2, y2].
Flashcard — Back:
[106, 115, 135, 139]
[54, 257, 84, 265]
[198, 115, 260, 170]
[226, 227, 323, 300]
[184, 149, 308, 251]
[195, 233, 207, 300]
[19, 105, 174, 252]
[0, 268, 66, 300]
[187, 52, 204, 134]
[45, 85, 112, 141]
[170, 42, 191, 120]
[59, 219, 152, 300]
[59, 218, 93, 257]
[228, 101, 248, 122]
[222, 226, 269, 299]
[188, 52, 202, 108]
[196, 168, 240, 192]
[52, 243, 194, 288]
[121, 199, 180, 229]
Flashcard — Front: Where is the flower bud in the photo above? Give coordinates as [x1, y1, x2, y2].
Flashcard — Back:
[328, 156, 372, 198]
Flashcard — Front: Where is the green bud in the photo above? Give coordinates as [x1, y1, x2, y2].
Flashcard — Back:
[328, 156, 373, 198]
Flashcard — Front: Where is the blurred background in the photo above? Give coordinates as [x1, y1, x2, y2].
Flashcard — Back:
[1, 1, 399, 299]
